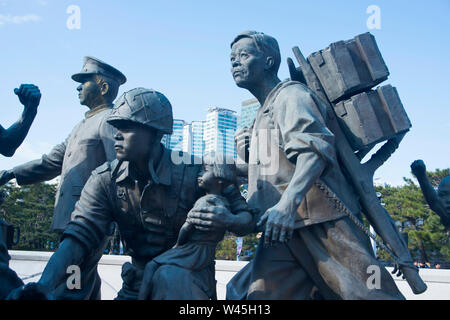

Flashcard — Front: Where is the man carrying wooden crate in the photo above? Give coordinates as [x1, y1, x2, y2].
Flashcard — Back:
[226, 30, 405, 300]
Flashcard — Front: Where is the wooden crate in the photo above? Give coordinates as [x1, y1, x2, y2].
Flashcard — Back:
[308, 32, 389, 103]
[333, 85, 411, 150]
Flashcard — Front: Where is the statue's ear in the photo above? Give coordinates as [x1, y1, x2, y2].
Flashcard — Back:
[265, 56, 274, 71]
[100, 80, 109, 96]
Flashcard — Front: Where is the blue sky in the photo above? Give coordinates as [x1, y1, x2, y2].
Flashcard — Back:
[0, 0, 449, 185]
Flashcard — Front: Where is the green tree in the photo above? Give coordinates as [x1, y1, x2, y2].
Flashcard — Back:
[216, 232, 260, 260]
[375, 167, 450, 264]
[216, 233, 237, 260]
[426, 168, 450, 188]
[0, 182, 59, 251]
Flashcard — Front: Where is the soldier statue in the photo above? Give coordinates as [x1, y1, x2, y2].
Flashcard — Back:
[227, 30, 404, 300]
[7, 88, 253, 300]
[0, 56, 126, 300]
[411, 160, 450, 229]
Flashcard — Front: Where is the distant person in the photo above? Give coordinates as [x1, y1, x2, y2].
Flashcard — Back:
[0, 56, 126, 300]
[411, 160, 450, 229]
[0, 84, 41, 157]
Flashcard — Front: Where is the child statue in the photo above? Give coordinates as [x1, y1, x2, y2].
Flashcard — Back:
[138, 152, 252, 300]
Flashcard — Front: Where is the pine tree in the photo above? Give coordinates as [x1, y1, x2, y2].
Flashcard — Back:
[0, 182, 59, 251]
[375, 168, 450, 264]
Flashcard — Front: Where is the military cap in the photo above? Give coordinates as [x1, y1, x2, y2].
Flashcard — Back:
[71, 56, 127, 85]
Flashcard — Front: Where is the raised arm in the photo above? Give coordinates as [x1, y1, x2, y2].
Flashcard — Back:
[411, 160, 445, 215]
[0, 84, 41, 157]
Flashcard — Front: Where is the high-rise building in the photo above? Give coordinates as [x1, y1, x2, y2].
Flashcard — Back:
[182, 123, 192, 154]
[162, 119, 185, 151]
[237, 98, 260, 130]
[162, 108, 240, 160]
[204, 107, 237, 158]
[191, 120, 205, 159]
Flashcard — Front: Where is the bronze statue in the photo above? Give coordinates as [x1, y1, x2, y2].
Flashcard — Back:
[227, 31, 404, 300]
[411, 160, 450, 228]
[0, 56, 126, 300]
[0, 84, 41, 157]
[7, 88, 252, 300]
[138, 152, 253, 300]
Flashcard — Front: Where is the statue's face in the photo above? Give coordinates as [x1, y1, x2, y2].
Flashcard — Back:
[76, 76, 102, 107]
[230, 37, 266, 89]
[113, 122, 154, 162]
[438, 178, 450, 213]
[197, 165, 219, 191]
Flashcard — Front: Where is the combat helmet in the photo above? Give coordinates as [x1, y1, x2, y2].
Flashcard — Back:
[107, 87, 173, 134]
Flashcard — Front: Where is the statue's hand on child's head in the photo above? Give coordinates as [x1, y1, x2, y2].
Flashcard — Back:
[187, 194, 232, 232]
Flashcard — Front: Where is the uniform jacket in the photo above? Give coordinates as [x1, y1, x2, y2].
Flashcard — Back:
[247, 80, 361, 229]
[63, 146, 203, 266]
[12, 105, 116, 232]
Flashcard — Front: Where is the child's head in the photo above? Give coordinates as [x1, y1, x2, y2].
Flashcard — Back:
[438, 176, 450, 212]
[198, 152, 236, 194]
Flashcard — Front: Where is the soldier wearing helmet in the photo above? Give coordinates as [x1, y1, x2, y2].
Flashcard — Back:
[7, 88, 253, 300]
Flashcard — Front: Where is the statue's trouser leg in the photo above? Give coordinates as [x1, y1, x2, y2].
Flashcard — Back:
[246, 216, 405, 300]
[244, 236, 319, 300]
[226, 261, 253, 300]
[54, 236, 110, 300]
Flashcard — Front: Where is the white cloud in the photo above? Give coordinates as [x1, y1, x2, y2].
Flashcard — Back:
[0, 13, 42, 26]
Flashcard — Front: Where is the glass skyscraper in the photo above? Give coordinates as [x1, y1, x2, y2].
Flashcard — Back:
[237, 98, 260, 130]
[162, 119, 185, 151]
[190, 120, 205, 158]
[162, 106, 244, 160]
[204, 107, 237, 159]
